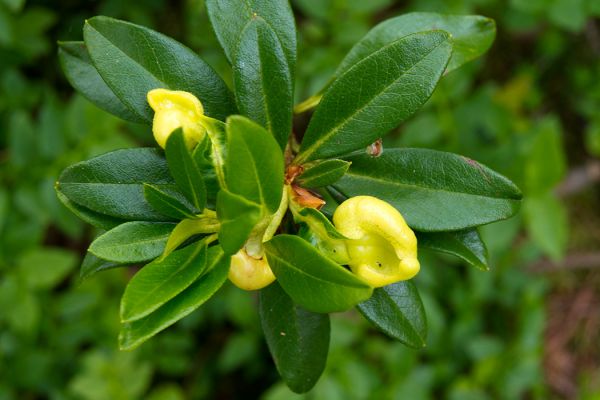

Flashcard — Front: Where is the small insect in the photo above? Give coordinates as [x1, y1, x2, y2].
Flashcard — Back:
[367, 138, 383, 157]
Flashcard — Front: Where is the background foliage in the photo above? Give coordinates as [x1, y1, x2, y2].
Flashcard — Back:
[1, 0, 599, 398]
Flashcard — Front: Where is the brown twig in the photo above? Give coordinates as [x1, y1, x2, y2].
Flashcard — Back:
[529, 252, 600, 273]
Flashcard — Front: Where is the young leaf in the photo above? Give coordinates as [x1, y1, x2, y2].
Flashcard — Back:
[56, 189, 127, 230]
[357, 281, 427, 348]
[205, 0, 296, 71]
[144, 184, 198, 220]
[89, 222, 175, 264]
[56, 148, 176, 221]
[233, 17, 293, 149]
[79, 252, 122, 282]
[264, 235, 372, 313]
[83, 16, 235, 122]
[58, 41, 143, 123]
[296, 31, 452, 162]
[163, 218, 220, 259]
[165, 129, 207, 211]
[337, 13, 496, 78]
[259, 283, 330, 393]
[224, 116, 284, 213]
[216, 189, 262, 255]
[296, 159, 351, 188]
[417, 229, 489, 271]
[120, 240, 208, 323]
[119, 246, 229, 350]
[333, 149, 522, 231]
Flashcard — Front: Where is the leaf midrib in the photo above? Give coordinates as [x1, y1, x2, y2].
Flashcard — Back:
[298, 33, 449, 162]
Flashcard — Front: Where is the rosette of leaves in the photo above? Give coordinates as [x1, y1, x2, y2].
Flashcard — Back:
[56, 3, 518, 393]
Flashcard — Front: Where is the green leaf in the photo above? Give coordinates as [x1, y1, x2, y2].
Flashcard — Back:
[89, 222, 175, 264]
[417, 229, 488, 271]
[357, 281, 427, 348]
[56, 189, 127, 230]
[525, 117, 566, 195]
[56, 148, 175, 221]
[296, 31, 452, 162]
[18, 248, 78, 289]
[297, 159, 351, 188]
[224, 116, 284, 213]
[216, 189, 262, 255]
[334, 149, 522, 231]
[523, 194, 568, 261]
[83, 16, 235, 122]
[58, 41, 143, 123]
[259, 283, 330, 393]
[233, 17, 293, 149]
[336, 12, 496, 78]
[80, 252, 122, 281]
[165, 129, 207, 211]
[120, 240, 208, 323]
[119, 246, 229, 350]
[294, 207, 349, 264]
[206, 0, 296, 71]
[265, 235, 372, 313]
[144, 184, 198, 220]
[163, 217, 220, 259]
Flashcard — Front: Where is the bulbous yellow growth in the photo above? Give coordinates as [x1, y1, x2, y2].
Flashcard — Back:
[228, 249, 276, 291]
[147, 88, 206, 149]
[333, 196, 419, 287]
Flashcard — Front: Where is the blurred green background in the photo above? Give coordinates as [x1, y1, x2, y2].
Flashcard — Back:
[1, 0, 600, 399]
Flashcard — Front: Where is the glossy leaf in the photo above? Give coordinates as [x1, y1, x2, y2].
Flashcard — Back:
[296, 31, 452, 162]
[417, 229, 488, 271]
[297, 159, 351, 188]
[265, 235, 372, 313]
[259, 283, 330, 393]
[144, 184, 198, 220]
[83, 16, 235, 122]
[163, 218, 219, 259]
[56, 148, 175, 221]
[89, 222, 175, 263]
[216, 189, 262, 255]
[334, 149, 522, 231]
[224, 116, 284, 213]
[58, 41, 143, 123]
[119, 246, 229, 350]
[357, 281, 427, 348]
[206, 0, 296, 70]
[165, 129, 207, 211]
[233, 17, 293, 149]
[120, 240, 208, 323]
[337, 12, 496, 78]
[80, 252, 122, 281]
[56, 189, 127, 230]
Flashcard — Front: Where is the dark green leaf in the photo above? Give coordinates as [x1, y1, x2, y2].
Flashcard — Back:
[83, 16, 235, 122]
[233, 17, 293, 149]
[80, 252, 122, 281]
[259, 283, 330, 393]
[224, 116, 284, 213]
[296, 31, 452, 162]
[89, 222, 175, 263]
[265, 235, 372, 313]
[357, 281, 427, 348]
[334, 149, 522, 231]
[206, 0, 296, 71]
[56, 148, 175, 221]
[119, 246, 229, 350]
[297, 159, 351, 188]
[337, 12, 496, 78]
[165, 129, 207, 210]
[417, 229, 488, 270]
[216, 189, 262, 255]
[120, 240, 208, 323]
[58, 41, 143, 123]
[144, 184, 198, 220]
[56, 189, 127, 230]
